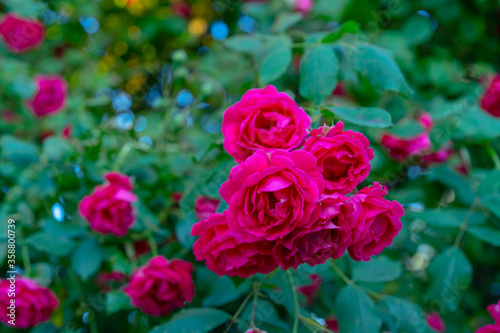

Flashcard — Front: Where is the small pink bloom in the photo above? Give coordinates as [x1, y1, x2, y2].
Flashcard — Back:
[171, 2, 190, 18]
[304, 122, 374, 194]
[27, 75, 68, 117]
[62, 125, 72, 138]
[171, 192, 183, 205]
[125, 256, 195, 317]
[347, 182, 404, 261]
[79, 172, 137, 237]
[222, 85, 311, 162]
[295, 0, 314, 15]
[422, 142, 454, 165]
[194, 196, 220, 220]
[488, 300, 500, 323]
[219, 149, 323, 242]
[426, 312, 446, 332]
[0, 13, 44, 53]
[380, 132, 432, 161]
[0, 277, 58, 329]
[418, 112, 434, 130]
[191, 212, 278, 278]
[297, 274, 321, 306]
[325, 317, 339, 332]
[480, 75, 500, 117]
[1, 110, 18, 122]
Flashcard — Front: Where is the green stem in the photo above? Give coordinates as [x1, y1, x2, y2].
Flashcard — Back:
[329, 260, 353, 285]
[299, 315, 335, 333]
[113, 142, 134, 171]
[148, 233, 158, 257]
[487, 146, 500, 170]
[89, 310, 99, 333]
[124, 241, 138, 267]
[249, 281, 260, 328]
[454, 197, 481, 247]
[223, 290, 255, 333]
[22, 245, 31, 277]
[287, 270, 300, 333]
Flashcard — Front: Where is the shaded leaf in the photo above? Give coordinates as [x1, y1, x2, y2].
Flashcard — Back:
[149, 308, 230, 333]
[323, 106, 392, 128]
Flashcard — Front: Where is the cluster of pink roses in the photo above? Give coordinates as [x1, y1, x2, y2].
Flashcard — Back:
[477, 300, 500, 333]
[191, 85, 404, 278]
[0, 13, 68, 118]
[78, 172, 195, 317]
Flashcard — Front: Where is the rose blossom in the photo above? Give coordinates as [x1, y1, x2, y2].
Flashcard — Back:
[297, 274, 321, 306]
[0, 13, 44, 53]
[125, 256, 195, 316]
[27, 75, 68, 117]
[219, 149, 324, 241]
[347, 182, 404, 261]
[294, 0, 314, 15]
[194, 196, 220, 220]
[480, 76, 500, 117]
[273, 192, 351, 269]
[95, 271, 126, 292]
[426, 312, 446, 332]
[476, 300, 500, 332]
[191, 212, 278, 278]
[0, 277, 58, 329]
[304, 122, 373, 194]
[380, 132, 431, 162]
[222, 85, 311, 162]
[79, 172, 137, 237]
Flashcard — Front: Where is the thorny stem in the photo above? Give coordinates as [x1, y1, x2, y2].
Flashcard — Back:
[124, 241, 138, 267]
[249, 281, 260, 328]
[224, 289, 255, 333]
[329, 259, 384, 300]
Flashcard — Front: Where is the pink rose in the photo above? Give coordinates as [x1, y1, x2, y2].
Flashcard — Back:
[488, 300, 500, 323]
[426, 312, 446, 332]
[480, 75, 500, 117]
[422, 142, 454, 165]
[219, 149, 323, 241]
[273, 193, 351, 269]
[476, 326, 500, 333]
[27, 75, 68, 117]
[304, 122, 373, 194]
[0, 277, 58, 329]
[133, 240, 151, 257]
[297, 274, 321, 306]
[125, 256, 195, 316]
[418, 112, 433, 130]
[79, 172, 137, 237]
[380, 132, 431, 162]
[347, 182, 404, 261]
[191, 212, 278, 278]
[194, 196, 220, 220]
[222, 85, 311, 162]
[295, 0, 314, 15]
[0, 13, 44, 53]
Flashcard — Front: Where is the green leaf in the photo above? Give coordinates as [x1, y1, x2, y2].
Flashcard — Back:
[334, 285, 382, 333]
[106, 291, 133, 315]
[323, 106, 392, 128]
[426, 166, 475, 206]
[322, 20, 360, 43]
[382, 296, 433, 333]
[149, 308, 230, 333]
[224, 35, 263, 53]
[259, 45, 292, 84]
[26, 232, 75, 257]
[477, 170, 500, 219]
[202, 276, 240, 307]
[299, 45, 339, 104]
[467, 227, 500, 246]
[400, 15, 435, 46]
[352, 256, 402, 282]
[176, 211, 198, 250]
[424, 247, 472, 312]
[407, 209, 487, 228]
[352, 44, 413, 96]
[272, 12, 303, 33]
[42, 137, 74, 162]
[0, 135, 39, 165]
[71, 238, 104, 281]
